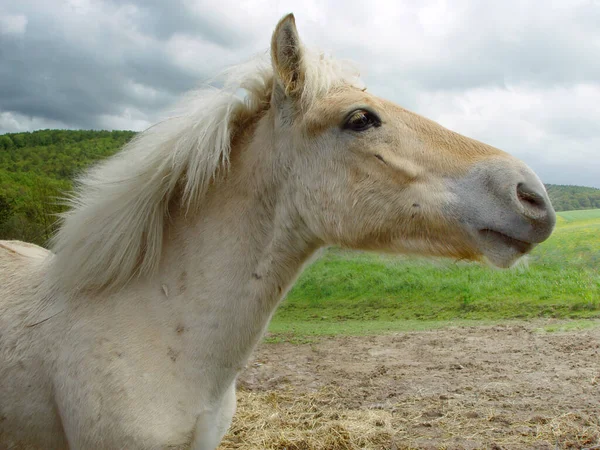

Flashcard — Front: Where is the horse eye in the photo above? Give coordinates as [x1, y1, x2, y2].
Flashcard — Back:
[343, 110, 381, 132]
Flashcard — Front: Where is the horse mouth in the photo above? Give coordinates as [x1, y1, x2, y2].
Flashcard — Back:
[476, 229, 535, 267]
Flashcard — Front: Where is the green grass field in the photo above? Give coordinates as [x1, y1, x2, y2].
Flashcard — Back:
[269, 209, 600, 336]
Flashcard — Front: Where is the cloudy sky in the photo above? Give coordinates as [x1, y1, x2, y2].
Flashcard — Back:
[1, 0, 599, 187]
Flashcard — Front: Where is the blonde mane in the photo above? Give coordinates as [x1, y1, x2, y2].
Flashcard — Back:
[49, 49, 362, 294]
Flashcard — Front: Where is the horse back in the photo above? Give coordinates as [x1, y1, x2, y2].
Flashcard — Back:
[0, 240, 51, 260]
[0, 240, 53, 322]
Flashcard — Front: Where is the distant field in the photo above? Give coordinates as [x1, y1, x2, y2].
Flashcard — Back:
[557, 208, 600, 222]
[269, 209, 600, 336]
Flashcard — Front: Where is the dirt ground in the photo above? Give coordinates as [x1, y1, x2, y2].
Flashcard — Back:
[219, 323, 600, 450]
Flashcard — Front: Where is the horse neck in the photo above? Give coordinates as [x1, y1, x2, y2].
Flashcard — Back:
[158, 120, 321, 369]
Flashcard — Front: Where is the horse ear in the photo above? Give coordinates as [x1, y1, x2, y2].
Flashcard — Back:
[271, 14, 305, 100]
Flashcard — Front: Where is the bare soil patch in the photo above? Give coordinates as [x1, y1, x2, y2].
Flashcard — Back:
[220, 323, 600, 449]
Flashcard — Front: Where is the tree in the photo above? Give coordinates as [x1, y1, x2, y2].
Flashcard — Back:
[0, 195, 12, 226]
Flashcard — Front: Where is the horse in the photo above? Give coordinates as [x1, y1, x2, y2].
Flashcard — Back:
[0, 13, 555, 450]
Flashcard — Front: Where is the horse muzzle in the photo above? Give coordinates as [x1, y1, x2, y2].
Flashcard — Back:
[450, 158, 556, 267]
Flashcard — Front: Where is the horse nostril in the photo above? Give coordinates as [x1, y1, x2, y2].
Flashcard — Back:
[510, 177, 556, 240]
[516, 182, 547, 212]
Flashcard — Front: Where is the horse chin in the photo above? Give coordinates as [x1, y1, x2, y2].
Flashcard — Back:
[475, 229, 536, 268]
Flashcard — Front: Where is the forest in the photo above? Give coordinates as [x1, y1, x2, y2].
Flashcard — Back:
[0, 130, 135, 245]
[545, 183, 600, 211]
[1, 129, 598, 246]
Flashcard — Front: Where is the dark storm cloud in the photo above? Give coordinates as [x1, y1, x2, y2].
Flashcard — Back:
[0, 0, 249, 131]
[107, 0, 247, 47]
[1, 35, 184, 129]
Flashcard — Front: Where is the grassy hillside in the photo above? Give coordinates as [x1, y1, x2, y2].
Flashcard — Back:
[0, 129, 134, 244]
[270, 209, 600, 335]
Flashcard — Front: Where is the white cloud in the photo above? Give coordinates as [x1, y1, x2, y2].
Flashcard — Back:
[0, 13, 27, 35]
[166, 34, 240, 77]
